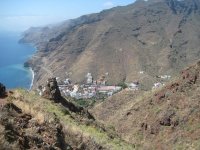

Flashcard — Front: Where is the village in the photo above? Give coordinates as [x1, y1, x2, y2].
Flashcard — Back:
[37, 71, 171, 100]
[54, 71, 143, 99]
[57, 72, 171, 99]
[57, 73, 131, 99]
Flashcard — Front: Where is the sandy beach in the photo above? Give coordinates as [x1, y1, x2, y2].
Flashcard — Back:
[29, 67, 35, 90]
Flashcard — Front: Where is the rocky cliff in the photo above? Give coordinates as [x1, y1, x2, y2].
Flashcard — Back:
[21, 0, 200, 89]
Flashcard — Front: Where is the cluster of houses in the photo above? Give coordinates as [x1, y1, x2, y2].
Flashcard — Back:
[57, 73, 125, 99]
[37, 71, 172, 100]
[59, 84, 123, 99]
[57, 73, 140, 99]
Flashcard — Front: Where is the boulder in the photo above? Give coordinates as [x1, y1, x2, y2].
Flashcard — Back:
[159, 110, 175, 126]
[0, 83, 6, 97]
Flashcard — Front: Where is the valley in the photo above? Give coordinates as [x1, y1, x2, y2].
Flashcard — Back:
[1, 0, 200, 149]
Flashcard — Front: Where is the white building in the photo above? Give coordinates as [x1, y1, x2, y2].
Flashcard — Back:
[86, 73, 93, 84]
[152, 82, 164, 89]
[128, 83, 139, 90]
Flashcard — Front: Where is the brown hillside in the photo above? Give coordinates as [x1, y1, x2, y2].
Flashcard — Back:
[0, 89, 134, 150]
[90, 60, 200, 149]
[21, 0, 200, 89]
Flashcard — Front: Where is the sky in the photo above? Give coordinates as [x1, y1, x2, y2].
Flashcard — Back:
[0, 0, 135, 32]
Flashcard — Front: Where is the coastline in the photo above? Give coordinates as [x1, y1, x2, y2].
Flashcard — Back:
[20, 40, 37, 90]
[29, 67, 35, 90]
[0, 31, 37, 89]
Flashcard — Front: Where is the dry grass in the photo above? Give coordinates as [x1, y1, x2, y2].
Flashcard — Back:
[90, 61, 200, 149]
[0, 113, 19, 149]
[9, 89, 134, 150]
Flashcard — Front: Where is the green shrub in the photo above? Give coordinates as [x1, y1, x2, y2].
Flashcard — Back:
[117, 82, 127, 89]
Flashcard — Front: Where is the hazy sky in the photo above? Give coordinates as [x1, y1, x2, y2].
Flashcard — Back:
[0, 0, 135, 32]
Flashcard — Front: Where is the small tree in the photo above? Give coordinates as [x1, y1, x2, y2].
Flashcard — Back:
[117, 82, 128, 89]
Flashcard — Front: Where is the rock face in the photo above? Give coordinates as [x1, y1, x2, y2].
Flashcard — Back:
[42, 78, 62, 102]
[0, 83, 6, 97]
[90, 60, 200, 149]
[0, 103, 72, 149]
[21, 0, 200, 89]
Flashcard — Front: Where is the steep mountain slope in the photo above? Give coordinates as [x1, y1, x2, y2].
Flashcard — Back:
[0, 89, 134, 150]
[1, 60, 200, 149]
[21, 0, 200, 89]
[90, 60, 200, 149]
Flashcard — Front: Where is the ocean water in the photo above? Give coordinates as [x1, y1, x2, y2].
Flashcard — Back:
[0, 31, 36, 89]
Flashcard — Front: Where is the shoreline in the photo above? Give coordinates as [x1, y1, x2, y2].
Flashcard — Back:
[29, 67, 35, 90]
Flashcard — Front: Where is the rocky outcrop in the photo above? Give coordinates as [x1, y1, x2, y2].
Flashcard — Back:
[0, 83, 6, 97]
[0, 103, 72, 150]
[41, 78, 95, 120]
[42, 78, 62, 102]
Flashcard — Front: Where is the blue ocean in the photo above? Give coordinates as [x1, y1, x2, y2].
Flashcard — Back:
[0, 31, 36, 89]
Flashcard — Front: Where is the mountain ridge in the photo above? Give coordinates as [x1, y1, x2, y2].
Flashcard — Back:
[21, 0, 200, 89]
